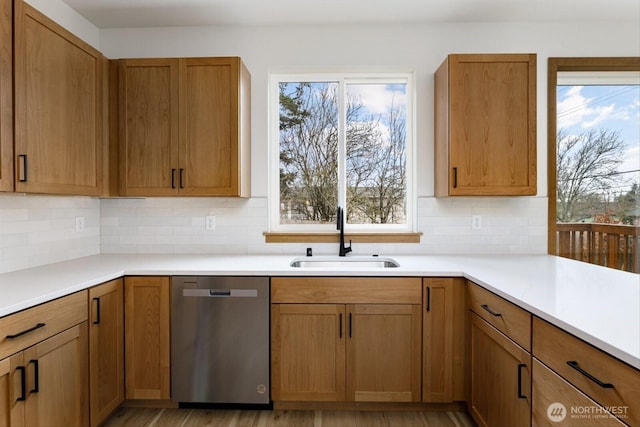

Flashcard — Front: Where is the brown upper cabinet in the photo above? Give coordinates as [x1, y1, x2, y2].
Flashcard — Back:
[435, 54, 537, 196]
[0, 0, 12, 192]
[13, 2, 106, 196]
[117, 57, 251, 197]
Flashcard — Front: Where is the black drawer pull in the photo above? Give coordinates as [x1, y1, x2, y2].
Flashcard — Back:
[18, 154, 28, 182]
[567, 361, 614, 388]
[16, 366, 26, 401]
[6, 323, 46, 339]
[517, 363, 527, 399]
[339, 313, 342, 339]
[481, 304, 502, 317]
[93, 297, 101, 324]
[29, 359, 39, 393]
[426, 287, 431, 312]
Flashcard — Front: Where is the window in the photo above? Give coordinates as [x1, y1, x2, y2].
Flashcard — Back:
[556, 72, 639, 224]
[548, 58, 640, 273]
[269, 73, 415, 234]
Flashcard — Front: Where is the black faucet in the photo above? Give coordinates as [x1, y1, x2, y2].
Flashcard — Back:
[336, 206, 352, 257]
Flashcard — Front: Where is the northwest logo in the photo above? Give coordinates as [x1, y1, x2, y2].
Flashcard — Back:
[547, 402, 567, 422]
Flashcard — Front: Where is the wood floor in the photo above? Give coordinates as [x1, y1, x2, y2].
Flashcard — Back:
[103, 407, 477, 427]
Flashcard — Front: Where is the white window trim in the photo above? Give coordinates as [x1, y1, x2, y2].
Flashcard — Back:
[268, 71, 417, 233]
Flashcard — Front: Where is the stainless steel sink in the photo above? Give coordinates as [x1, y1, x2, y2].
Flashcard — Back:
[289, 256, 399, 268]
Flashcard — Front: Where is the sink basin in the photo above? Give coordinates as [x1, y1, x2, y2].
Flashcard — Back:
[289, 256, 399, 268]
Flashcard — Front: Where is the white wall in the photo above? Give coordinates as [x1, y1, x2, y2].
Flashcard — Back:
[1, 11, 638, 271]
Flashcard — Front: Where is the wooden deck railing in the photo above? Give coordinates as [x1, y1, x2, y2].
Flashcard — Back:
[556, 223, 639, 273]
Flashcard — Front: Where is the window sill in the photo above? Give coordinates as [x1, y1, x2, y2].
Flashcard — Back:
[263, 232, 422, 244]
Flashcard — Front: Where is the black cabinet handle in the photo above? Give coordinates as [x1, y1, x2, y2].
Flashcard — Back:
[171, 168, 177, 189]
[567, 361, 614, 388]
[349, 312, 353, 338]
[6, 323, 46, 339]
[339, 313, 342, 339]
[453, 167, 458, 188]
[481, 304, 502, 317]
[517, 363, 527, 399]
[179, 168, 184, 189]
[29, 360, 39, 393]
[426, 287, 431, 312]
[18, 154, 27, 182]
[93, 297, 101, 324]
[16, 366, 26, 401]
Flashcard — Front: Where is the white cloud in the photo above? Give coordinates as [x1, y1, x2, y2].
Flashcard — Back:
[557, 86, 590, 128]
[347, 84, 406, 116]
[557, 85, 634, 130]
[620, 146, 640, 175]
[581, 103, 615, 128]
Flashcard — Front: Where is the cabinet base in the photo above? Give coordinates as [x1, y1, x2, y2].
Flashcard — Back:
[273, 401, 468, 412]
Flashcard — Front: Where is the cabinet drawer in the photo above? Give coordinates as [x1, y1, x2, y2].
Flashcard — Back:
[533, 317, 639, 427]
[467, 281, 531, 351]
[271, 277, 422, 304]
[533, 359, 627, 426]
[0, 291, 87, 359]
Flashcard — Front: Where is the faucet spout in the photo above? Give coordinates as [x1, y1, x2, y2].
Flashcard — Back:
[337, 206, 352, 257]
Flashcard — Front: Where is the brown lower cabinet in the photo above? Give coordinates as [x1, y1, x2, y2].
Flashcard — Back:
[469, 312, 531, 427]
[271, 277, 422, 403]
[532, 317, 639, 427]
[532, 359, 627, 426]
[422, 277, 466, 403]
[0, 291, 89, 427]
[124, 276, 171, 400]
[89, 279, 124, 427]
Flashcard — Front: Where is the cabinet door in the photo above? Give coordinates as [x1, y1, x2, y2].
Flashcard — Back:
[0, 0, 12, 192]
[532, 359, 626, 427]
[124, 276, 170, 400]
[435, 54, 536, 196]
[469, 312, 531, 427]
[423, 278, 454, 402]
[180, 57, 245, 196]
[347, 304, 421, 402]
[23, 323, 89, 427]
[0, 353, 24, 427]
[14, 2, 104, 196]
[119, 59, 179, 196]
[89, 279, 124, 427]
[271, 304, 345, 401]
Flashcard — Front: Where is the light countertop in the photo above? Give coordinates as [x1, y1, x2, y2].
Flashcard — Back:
[0, 253, 638, 368]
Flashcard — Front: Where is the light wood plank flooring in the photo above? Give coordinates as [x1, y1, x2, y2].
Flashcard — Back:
[103, 408, 477, 427]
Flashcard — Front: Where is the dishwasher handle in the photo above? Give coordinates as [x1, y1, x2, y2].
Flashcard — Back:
[182, 288, 258, 298]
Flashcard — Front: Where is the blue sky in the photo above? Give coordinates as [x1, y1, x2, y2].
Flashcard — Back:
[557, 84, 640, 192]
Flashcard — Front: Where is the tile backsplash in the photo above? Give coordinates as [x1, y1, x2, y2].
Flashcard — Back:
[0, 194, 546, 274]
[100, 196, 547, 256]
[0, 194, 100, 274]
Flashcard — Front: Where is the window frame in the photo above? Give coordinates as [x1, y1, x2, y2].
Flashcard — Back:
[268, 71, 417, 235]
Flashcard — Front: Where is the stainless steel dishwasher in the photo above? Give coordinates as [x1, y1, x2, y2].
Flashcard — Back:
[171, 276, 270, 406]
